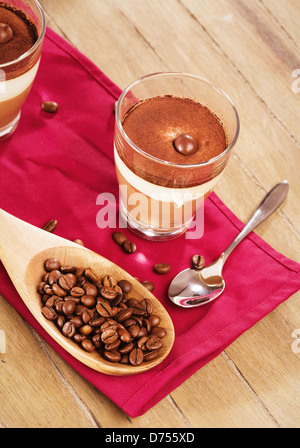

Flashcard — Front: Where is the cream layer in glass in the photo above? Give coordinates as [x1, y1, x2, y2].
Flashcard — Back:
[114, 145, 222, 230]
[0, 59, 40, 127]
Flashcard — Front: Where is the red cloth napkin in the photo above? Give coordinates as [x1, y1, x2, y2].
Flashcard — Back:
[1, 28, 300, 417]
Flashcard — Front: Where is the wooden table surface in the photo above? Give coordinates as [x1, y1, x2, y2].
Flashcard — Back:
[1, 0, 299, 429]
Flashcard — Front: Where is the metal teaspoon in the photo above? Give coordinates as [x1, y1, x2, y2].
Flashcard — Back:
[168, 180, 289, 308]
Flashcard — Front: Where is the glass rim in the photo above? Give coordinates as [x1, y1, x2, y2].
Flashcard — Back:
[116, 71, 240, 168]
[0, 0, 46, 69]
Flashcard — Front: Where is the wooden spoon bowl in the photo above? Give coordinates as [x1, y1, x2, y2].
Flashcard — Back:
[0, 209, 175, 375]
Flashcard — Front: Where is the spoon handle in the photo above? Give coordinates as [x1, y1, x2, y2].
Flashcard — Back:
[222, 180, 289, 263]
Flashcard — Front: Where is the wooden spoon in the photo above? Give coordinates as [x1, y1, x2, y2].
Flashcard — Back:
[0, 208, 175, 375]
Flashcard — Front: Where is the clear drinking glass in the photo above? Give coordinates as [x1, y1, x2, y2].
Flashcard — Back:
[114, 72, 240, 241]
[0, 0, 45, 141]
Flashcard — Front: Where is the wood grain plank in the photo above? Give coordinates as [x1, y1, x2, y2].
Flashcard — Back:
[41, 344, 189, 428]
[260, 0, 300, 50]
[170, 353, 278, 428]
[0, 296, 96, 428]
[181, 0, 300, 143]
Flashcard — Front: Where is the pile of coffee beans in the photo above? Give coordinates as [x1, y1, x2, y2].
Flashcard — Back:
[37, 259, 167, 366]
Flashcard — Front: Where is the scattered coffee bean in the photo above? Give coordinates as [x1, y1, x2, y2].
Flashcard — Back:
[42, 219, 58, 233]
[122, 240, 136, 254]
[73, 239, 84, 246]
[38, 259, 167, 366]
[112, 231, 127, 246]
[191, 254, 205, 270]
[141, 280, 155, 292]
[42, 101, 59, 113]
[153, 263, 171, 275]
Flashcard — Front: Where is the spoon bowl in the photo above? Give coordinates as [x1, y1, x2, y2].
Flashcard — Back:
[169, 181, 289, 308]
[0, 209, 175, 375]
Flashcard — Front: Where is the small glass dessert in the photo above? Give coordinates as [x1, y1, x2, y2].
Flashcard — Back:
[114, 72, 239, 240]
[0, 0, 45, 140]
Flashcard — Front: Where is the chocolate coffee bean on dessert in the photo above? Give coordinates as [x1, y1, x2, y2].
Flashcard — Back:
[37, 259, 167, 366]
[173, 134, 198, 155]
[0, 23, 13, 44]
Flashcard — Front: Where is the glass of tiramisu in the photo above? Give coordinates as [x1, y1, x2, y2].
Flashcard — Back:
[114, 72, 239, 240]
[0, 0, 45, 140]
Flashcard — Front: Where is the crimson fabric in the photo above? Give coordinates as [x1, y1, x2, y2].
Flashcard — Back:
[1, 28, 300, 417]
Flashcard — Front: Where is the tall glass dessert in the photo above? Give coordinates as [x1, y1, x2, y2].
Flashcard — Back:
[114, 72, 240, 240]
[0, 0, 45, 140]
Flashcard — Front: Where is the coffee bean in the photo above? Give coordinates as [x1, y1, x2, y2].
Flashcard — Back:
[102, 275, 117, 287]
[42, 219, 58, 233]
[154, 263, 170, 275]
[0, 23, 13, 44]
[81, 339, 95, 353]
[42, 101, 59, 113]
[122, 240, 136, 254]
[73, 239, 84, 246]
[96, 299, 113, 318]
[48, 269, 62, 285]
[56, 315, 65, 330]
[81, 309, 94, 324]
[141, 280, 155, 292]
[44, 258, 62, 272]
[173, 134, 198, 155]
[73, 333, 88, 344]
[89, 316, 105, 327]
[71, 287, 84, 298]
[117, 279, 132, 293]
[79, 324, 93, 336]
[58, 274, 75, 291]
[146, 336, 163, 351]
[62, 300, 76, 316]
[83, 282, 98, 297]
[148, 314, 161, 327]
[104, 350, 121, 363]
[81, 294, 96, 308]
[128, 324, 140, 339]
[119, 341, 134, 354]
[60, 265, 77, 274]
[112, 231, 127, 246]
[116, 308, 133, 323]
[143, 349, 160, 361]
[99, 285, 117, 300]
[69, 316, 83, 329]
[139, 298, 153, 315]
[62, 321, 76, 338]
[85, 267, 99, 283]
[52, 283, 67, 297]
[105, 339, 121, 351]
[138, 336, 149, 351]
[129, 347, 144, 366]
[191, 254, 205, 270]
[42, 306, 57, 321]
[118, 328, 131, 343]
[150, 326, 167, 338]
